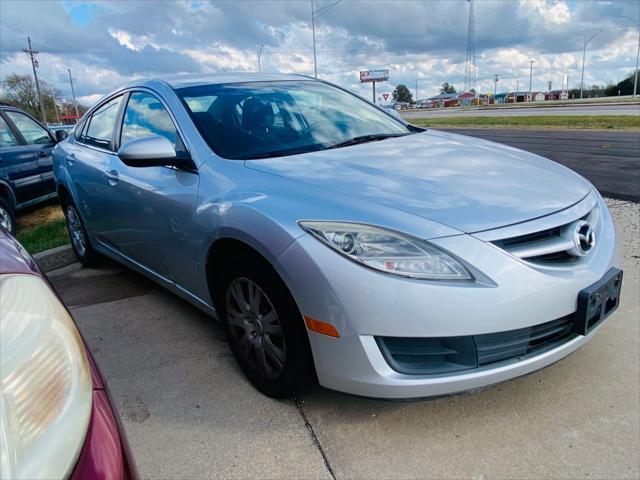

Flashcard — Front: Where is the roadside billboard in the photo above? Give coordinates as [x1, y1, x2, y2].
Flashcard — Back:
[360, 69, 389, 83]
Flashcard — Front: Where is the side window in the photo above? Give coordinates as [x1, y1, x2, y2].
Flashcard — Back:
[120, 92, 179, 149]
[82, 96, 123, 151]
[0, 117, 20, 147]
[4, 111, 51, 145]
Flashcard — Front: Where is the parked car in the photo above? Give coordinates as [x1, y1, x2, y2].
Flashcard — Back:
[0, 229, 137, 479]
[0, 104, 69, 233]
[53, 74, 622, 399]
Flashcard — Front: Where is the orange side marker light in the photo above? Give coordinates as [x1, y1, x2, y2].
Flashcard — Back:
[304, 316, 340, 338]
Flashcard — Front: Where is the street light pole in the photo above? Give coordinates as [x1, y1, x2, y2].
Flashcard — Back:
[529, 60, 535, 102]
[257, 44, 265, 72]
[580, 29, 602, 99]
[311, 0, 317, 78]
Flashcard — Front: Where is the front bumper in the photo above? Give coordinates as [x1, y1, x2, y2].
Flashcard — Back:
[276, 194, 619, 399]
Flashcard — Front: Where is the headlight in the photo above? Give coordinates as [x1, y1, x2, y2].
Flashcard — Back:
[299, 222, 472, 280]
[1, 274, 92, 480]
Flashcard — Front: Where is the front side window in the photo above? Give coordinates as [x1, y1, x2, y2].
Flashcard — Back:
[121, 92, 179, 149]
[177, 81, 412, 160]
[82, 96, 123, 150]
[5, 111, 51, 145]
[0, 117, 19, 147]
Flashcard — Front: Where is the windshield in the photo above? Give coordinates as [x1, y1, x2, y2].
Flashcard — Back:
[177, 80, 413, 159]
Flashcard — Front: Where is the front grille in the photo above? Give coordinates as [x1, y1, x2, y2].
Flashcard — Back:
[376, 314, 577, 376]
[492, 209, 595, 265]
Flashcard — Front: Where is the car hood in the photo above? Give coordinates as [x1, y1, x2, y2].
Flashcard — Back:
[245, 130, 591, 233]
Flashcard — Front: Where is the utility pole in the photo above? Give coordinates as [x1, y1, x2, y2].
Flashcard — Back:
[493, 74, 499, 99]
[580, 29, 602, 99]
[23, 37, 47, 123]
[415, 79, 418, 102]
[257, 44, 265, 72]
[529, 60, 535, 102]
[548, 80, 553, 92]
[68, 69, 79, 120]
[516, 79, 519, 102]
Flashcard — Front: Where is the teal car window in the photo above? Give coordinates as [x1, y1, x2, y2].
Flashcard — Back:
[5, 111, 51, 145]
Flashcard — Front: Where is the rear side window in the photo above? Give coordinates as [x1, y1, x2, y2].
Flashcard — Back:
[120, 92, 179, 149]
[5, 111, 51, 145]
[82, 96, 123, 151]
[0, 117, 19, 147]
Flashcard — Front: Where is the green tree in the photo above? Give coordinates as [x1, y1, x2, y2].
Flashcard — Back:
[393, 84, 413, 103]
[0, 73, 84, 123]
[440, 82, 457, 94]
[605, 70, 638, 96]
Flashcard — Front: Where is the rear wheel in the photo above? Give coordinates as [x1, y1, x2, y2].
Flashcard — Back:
[216, 252, 315, 398]
[0, 197, 15, 235]
[63, 200, 101, 267]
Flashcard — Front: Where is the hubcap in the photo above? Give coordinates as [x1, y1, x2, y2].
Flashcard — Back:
[225, 277, 286, 380]
[66, 205, 86, 257]
[0, 206, 12, 232]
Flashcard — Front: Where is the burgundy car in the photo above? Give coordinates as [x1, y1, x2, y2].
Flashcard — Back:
[0, 230, 136, 479]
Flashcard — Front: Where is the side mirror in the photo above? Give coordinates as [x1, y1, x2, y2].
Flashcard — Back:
[117, 136, 194, 169]
[55, 129, 69, 142]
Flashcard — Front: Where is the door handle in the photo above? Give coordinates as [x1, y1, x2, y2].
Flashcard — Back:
[38, 150, 48, 158]
[104, 169, 119, 186]
[65, 154, 75, 165]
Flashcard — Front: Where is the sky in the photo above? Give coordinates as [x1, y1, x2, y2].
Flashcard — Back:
[0, 0, 638, 106]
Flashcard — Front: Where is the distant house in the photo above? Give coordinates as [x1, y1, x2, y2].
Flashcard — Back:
[531, 92, 545, 102]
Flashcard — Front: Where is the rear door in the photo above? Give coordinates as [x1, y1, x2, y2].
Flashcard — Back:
[104, 90, 199, 286]
[3, 110, 56, 200]
[66, 95, 124, 237]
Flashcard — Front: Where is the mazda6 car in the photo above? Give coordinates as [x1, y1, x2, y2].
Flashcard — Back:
[52, 73, 622, 399]
[0, 230, 137, 479]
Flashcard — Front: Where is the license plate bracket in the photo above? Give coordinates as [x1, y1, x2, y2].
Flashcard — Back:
[574, 268, 623, 336]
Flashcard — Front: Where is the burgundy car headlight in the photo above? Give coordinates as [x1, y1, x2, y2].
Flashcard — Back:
[1, 274, 92, 479]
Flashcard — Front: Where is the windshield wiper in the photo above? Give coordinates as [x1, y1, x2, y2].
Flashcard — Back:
[327, 133, 411, 150]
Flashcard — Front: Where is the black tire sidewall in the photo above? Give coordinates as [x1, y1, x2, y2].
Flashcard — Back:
[216, 253, 315, 398]
[0, 197, 16, 235]
[63, 199, 100, 267]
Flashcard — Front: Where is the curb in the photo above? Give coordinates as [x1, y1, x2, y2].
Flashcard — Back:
[33, 243, 76, 272]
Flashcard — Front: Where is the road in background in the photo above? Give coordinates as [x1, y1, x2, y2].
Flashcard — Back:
[48, 199, 640, 480]
[434, 128, 640, 202]
[403, 104, 640, 118]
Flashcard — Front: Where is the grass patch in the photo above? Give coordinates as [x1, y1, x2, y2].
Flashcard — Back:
[408, 115, 640, 130]
[16, 218, 69, 255]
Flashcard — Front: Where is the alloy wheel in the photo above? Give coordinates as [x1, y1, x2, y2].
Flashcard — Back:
[66, 205, 86, 257]
[225, 277, 286, 380]
[0, 205, 12, 232]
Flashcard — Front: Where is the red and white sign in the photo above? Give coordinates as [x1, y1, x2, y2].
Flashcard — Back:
[382, 93, 389, 101]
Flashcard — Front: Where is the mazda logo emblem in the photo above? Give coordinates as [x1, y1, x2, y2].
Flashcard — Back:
[569, 220, 596, 257]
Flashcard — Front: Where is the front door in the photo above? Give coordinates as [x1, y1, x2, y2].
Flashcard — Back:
[1, 111, 53, 203]
[104, 91, 199, 287]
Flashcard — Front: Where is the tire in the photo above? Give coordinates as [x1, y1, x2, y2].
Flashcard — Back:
[215, 252, 316, 398]
[0, 197, 16, 235]
[63, 199, 101, 267]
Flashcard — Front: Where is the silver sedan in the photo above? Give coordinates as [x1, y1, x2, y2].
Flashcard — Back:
[52, 74, 622, 399]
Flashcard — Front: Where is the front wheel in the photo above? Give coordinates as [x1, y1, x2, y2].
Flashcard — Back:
[64, 201, 101, 267]
[217, 253, 316, 398]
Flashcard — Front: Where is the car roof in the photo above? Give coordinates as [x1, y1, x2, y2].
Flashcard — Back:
[123, 72, 313, 90]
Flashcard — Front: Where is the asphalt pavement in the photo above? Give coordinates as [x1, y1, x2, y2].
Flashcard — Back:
[48, 198, 640, 480]
[402, 103, 640, 118]
[434, 128, 640, 202]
